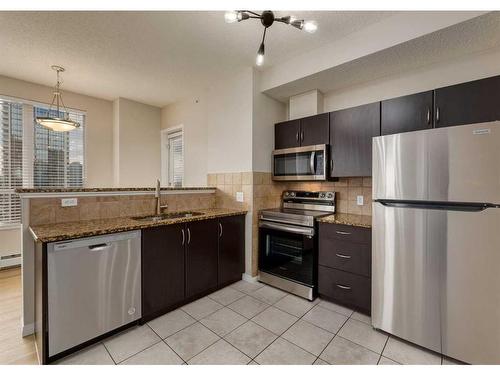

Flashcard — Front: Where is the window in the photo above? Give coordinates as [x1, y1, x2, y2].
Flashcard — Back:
[161, 128, 183, 187]
[0, 97, 85, 226]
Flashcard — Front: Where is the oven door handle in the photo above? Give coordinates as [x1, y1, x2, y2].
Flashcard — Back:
[259, 221, 315, 236]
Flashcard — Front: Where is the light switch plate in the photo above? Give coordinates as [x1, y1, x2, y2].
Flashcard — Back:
[61, 198, 78, 207]
[356, 195, 364, 206]
[236, 192, 244, 202]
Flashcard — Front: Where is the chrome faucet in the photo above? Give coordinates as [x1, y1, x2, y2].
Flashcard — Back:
[155, 179, 168, 216]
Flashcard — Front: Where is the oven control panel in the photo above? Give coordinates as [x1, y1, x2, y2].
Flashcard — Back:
[282, 190, 336, 211]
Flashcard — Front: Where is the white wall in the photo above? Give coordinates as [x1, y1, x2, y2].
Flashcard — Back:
[323, 46, 500, 111]
[113, 98, 161, 187]
[288, 89, 323, 120]
[0, 228, 20, 258]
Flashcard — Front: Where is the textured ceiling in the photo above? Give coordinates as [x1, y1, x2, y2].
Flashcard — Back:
[0, 11, 394, 106]
[265, 12, 500, 101]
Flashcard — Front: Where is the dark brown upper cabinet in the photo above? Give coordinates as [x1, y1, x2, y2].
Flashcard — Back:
[218, 215, 245, 287]
[381, 91, 433, 135]
[329, 102, 380, 177]
[185, 218, 219, 299]
[275, 113, 329, 149]
[142, 224, 186, 320]
[434, 75, 500, 128]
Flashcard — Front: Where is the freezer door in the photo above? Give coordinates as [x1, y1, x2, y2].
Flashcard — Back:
[372, 202, 442, 352]
[438, 207, 500, 364]
[373, 129, 429, 201]
[47, 231, 141, 357]
[428, 121, 500, 203]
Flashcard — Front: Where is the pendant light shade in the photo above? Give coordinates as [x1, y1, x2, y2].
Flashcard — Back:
[36, 66, 80, 132]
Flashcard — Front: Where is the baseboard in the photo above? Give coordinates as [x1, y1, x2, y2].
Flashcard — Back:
[22, 322, 34, 337]
[242, 273, 259, 283]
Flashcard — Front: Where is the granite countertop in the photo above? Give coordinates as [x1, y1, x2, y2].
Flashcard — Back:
[30, 208, 247, 243]
[317, 213, 372, 228]
[16, 186, 214, 194]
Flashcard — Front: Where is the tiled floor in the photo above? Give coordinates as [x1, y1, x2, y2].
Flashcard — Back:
[55, 280, 464, 365]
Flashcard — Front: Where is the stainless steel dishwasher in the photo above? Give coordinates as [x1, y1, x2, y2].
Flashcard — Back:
[47, 230, 141, 357]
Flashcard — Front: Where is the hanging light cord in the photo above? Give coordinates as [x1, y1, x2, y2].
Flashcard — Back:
[48, 68, 69, 119]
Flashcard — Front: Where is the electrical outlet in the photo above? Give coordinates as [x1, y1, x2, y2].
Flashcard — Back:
[356, 195, 364, 206]
[61, 198, 78, 207]
[236, 192, 244, 202]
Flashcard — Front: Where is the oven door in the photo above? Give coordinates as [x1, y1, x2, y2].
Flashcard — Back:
[272, 144, 326, 181]
[258, 221, 315, 287]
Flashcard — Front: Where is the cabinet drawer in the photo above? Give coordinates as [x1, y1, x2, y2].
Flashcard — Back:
[318, 265, 371, 312]
[319, 238, 371, 277]
[319, 222, 371, 244]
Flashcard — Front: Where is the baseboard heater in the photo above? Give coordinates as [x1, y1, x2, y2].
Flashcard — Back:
[0, 253, 21, 268]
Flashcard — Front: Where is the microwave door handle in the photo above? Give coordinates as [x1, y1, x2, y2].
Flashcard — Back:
[310, 151, 316, 175]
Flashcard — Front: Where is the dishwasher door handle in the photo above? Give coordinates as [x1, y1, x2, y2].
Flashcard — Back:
[88, 243, 113, 252]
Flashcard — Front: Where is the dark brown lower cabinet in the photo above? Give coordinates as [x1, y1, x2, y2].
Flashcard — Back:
[185, 219, 219, 299]
[142, 224, 186, 320]
[218, 215, 245, 287]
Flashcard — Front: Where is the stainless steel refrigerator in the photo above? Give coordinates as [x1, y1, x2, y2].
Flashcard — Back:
[372, 121, 500, 365]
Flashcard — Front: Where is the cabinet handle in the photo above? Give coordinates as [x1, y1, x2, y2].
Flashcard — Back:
[426, 107, 431, 125]
[181, 229, 185, 245]
[335, 253, 351, 259]
[187, 228, 191, 244]
[219, 222, 223, 238]
[300, 131, 304, 142]
[296, 132, 299, 142]
[335, 230, 351, 235]
[436, 106, 440, 123]
[336, 284, 352, 290]
[330, 159, 334, 174]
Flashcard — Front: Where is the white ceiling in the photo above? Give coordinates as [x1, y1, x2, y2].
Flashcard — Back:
[0, 11, 394, 107]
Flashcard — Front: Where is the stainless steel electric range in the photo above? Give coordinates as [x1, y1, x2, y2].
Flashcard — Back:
[258, 190, 335, 300]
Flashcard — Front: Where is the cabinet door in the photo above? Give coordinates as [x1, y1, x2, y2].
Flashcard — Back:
[185, 219, 219, 299]
[275, 119, 300, 149]
[329, 102, 380, 177]
[300, 113, 329, 146]
[435, 75, 500, 128]
[381, 91, 433, 135]
[218, 215, 245, 287]
[142, 224, 185, 319]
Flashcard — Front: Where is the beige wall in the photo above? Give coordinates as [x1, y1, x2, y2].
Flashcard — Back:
[0, 228, 21, 258]
[113, 98, 161, 187]
[0, 75, 114, 187]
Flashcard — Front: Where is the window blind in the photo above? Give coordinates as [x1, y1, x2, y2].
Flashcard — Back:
[0, 97, 85, 226]
[168, 131, 183, 187]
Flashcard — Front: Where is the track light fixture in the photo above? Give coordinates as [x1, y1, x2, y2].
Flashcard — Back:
[224, 10, 318, 66]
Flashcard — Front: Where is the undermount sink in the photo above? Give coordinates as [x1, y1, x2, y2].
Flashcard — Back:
[132, 211, 205, 222]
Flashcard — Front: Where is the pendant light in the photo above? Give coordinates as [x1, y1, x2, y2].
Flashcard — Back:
[224, 10, 318, 66]
[36, 66, 80, 132]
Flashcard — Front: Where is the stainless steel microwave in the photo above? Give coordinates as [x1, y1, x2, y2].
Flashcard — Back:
[272, 144, 327, 181]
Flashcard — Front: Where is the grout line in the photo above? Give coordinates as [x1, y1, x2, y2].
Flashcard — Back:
[102, 342, 118, 365]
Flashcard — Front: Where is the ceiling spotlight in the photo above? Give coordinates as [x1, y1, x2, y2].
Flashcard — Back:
[224, 10, 318, 66]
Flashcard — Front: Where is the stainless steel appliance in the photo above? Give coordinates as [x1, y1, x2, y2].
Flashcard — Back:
[272, 144, 327, 181]
[47, 231, 142, 356]
[259, 190, 335, 300]
[372, 121, 500, 364]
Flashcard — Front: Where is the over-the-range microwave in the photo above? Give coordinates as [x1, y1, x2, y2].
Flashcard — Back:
[272, 144, 327, 181]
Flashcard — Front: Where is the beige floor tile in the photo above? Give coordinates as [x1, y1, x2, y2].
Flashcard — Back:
[378, 356, 400, 365]
[188, 339, 250, 365]
[249, 285, 288, 305]
[227, 295, 270, 319]
[282, 319, 334, 356]
[120, 342, 183, 365]
[224, 321, 277, 358]
[251, 306, 297, 335]
[442, 356, 466, 365]
[382, 337, 441, 365]
[248, 360, 259, 365]
[56, 343, 115, 365]
[351, 311, 371, 324]
[181, 297, 223, 320]
[320, 336, 380, 365]
[254, 338, 315, 365]
[302, 305, 348, 334]
[165, 322, 219, 361]
[318, 299, 354, 317]
[147, 309, 196, 338]
[103, 325, 161, 363]
[338, 318, 388, 353]
[208, 287, 245, 306]
[200, 307, 247, 336]
[230, 280, 264, 294]
[274, 294, 317, 317]
[313, 358, 330, 365]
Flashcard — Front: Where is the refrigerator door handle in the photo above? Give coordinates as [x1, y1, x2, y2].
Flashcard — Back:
[375, 199, 500, 212]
